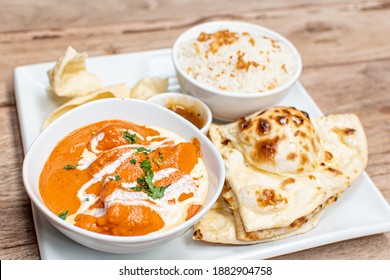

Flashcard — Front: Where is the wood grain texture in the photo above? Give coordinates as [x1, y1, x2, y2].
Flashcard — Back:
[0, 0, 389, 260]
[0, 0, 347, 33]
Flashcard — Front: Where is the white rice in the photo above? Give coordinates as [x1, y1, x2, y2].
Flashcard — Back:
[178, 29, 298, 93]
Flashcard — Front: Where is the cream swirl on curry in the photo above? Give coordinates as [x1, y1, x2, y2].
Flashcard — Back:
[39, 120, 209, 236]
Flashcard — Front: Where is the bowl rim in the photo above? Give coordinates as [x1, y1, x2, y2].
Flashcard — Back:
[172, 20, 302, 99]
[146, 92, 213, 133]
[22, 98, 225, 244]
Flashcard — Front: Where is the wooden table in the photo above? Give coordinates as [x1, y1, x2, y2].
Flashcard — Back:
[1, 0, 389, 260]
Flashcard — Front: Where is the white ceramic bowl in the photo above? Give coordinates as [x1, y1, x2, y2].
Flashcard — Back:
[147, 92, 212, 134]
[22, 98, 225, 254]
[172, 20, 302, 121]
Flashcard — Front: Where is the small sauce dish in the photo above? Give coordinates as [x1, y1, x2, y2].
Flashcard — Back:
[147, 92, 212, 134]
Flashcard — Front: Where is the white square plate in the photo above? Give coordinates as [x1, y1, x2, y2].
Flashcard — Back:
[14, 48, 390, 259]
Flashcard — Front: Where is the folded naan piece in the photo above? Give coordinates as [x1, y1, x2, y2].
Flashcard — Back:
[42, 84, 128, 129]
[193, 185, 325, 244]
[205, 107, 367, 235]
[226, 189, 340, 242]
[47, 46, 102, 97]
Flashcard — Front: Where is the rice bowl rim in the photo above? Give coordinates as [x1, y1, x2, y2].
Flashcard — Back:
[172, 20, 303, 99]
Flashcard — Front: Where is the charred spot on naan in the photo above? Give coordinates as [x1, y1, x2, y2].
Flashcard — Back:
[326, 167, 343, 175]
[300, 153, 309, 166]
[333, 127, 357, 136]
[288, 216, 308, 229]
[251, 135, 281, 163]
[280, 178, 295, 190]
[324, 151, 333, 161]
[193, 229, 203, 240]
[286, 152, 297, 161]
[224, 194, 235, 207]
[221, 138, 231, 145]
[257, 119, 271, 135]
[255, 189, 287, 208]
[238, 117, 251, 131]
[278, 115, 290, 126]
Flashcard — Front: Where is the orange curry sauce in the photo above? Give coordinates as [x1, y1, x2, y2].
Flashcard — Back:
[165, 104, 205, 130]
[39, 120, 204, 236]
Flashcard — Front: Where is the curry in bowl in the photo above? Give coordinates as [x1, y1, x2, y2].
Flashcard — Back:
[39, 119, 208, 236]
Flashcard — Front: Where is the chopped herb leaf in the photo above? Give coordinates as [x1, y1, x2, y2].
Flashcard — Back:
[140, 159, 152, 170]
[137, 177, 145, 185]
[130, 186, 143, 191]
[153, 157, 162, 166]
[108, 175, 121, 181]
[123, 132, 138, 144]
[59, 210, 68, 220]
[134, 146, 154, 155]
[131, 158, 170, 199]
[83, 198, 89, 202]
[130, 159, 137, 165]
[148, 185, 169, 200]
[64, 164, 77, 170]
[144, 169, 154, 189]
[159, 152, 163, 159]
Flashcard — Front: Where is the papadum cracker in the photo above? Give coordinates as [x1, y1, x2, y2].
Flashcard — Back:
[130, 77, 169, 100]
[47, 47, 102, 97]
[42, 84, 128, 129]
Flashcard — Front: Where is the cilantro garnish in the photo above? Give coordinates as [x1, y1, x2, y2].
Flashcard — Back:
[140, 159, 152, 170]
[64, 164, 77, 170]
[130, 185, 143, 191]
[130, 159, 136, 165]
[83, 198, 89, 202]
[123, 132, 138, 144]
[148, 184, 169, 199]
[109, 175, 121, 181]
[153, 157, 162, 166]
[130, 159, 169, 200]
[159, 152, 163, 159]
[133, 146, 155, 155]
[59, 210, 68, 220]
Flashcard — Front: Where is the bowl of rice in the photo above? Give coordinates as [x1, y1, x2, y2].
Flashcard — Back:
[172, 21, 302, 121]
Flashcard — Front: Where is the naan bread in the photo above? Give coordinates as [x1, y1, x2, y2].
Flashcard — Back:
[198, 107, 367, 240]
[193, 184, 325, 244]
[47, 47, 102, 97]
[225, 189, 340, 241]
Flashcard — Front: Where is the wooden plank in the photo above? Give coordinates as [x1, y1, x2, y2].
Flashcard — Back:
[0, 205, 39, 260]
[0, 106, 39, 259]
[0, 0, 347, 33]
[1, 243, 40, 260]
